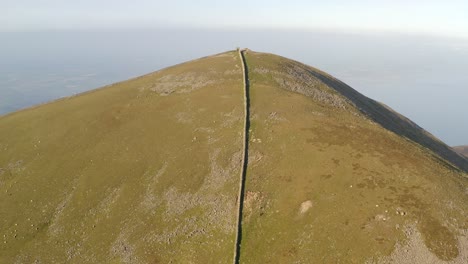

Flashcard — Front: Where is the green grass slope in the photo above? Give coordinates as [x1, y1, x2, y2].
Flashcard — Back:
[0, 51, 245, 263]
[1, 50, 467, 263]
[240, 51, 468, 263]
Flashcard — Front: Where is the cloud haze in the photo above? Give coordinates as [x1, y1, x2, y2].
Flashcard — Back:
[2, 1, 468, 38]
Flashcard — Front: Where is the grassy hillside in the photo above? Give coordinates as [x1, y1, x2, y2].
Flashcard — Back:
[0, 51, 245, 263]
[240, 51, 468, 263]
[454, 146, 468, 158]
[1, 50, 467, 263]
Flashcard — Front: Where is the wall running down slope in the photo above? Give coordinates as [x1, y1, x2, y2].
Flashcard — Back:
[233, 49, 250, 264]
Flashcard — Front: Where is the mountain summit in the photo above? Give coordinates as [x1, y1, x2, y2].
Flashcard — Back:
[1, 50, 467, 263]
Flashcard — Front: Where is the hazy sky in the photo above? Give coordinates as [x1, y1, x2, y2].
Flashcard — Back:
[2, 1, 468, 38]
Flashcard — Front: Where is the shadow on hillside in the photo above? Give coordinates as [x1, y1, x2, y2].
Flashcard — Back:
[302, 66, 468, 173]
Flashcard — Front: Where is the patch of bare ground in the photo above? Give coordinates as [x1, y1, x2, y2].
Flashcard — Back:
[143, 149, 241, 247]
[175, 112, 193, 124]
[1, 160, 25, 186]
[48, 188, 75, 237]
[88, 187, 122, 220]
[267, 111, 287, 123]
[299, 200, 313, 214]
[140, 164, 167, 213]
[368, 226, 468, 264]
[224, 69, 242, 75]
[221, 109, 242, 128]
[110, 225, 140, 264]
[147, 72, 220, 96]
[244, 191, 268, 220]
[248, 150, 264, 166]
[253, 65, 351, 110]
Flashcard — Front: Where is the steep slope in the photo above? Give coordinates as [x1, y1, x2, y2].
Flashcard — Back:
[301, 69, 468, 173]
[1, 50, 467, 263]
[240, 51, 468, 263]
[0, 51, 245, 263]
[454, 146, 468, 158]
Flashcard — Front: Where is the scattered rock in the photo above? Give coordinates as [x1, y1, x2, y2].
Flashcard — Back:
[299, 200, 313, 214]
[396, 208, 407, 216]
[374, 214, 388, 221]
[370, 226, 468, 264]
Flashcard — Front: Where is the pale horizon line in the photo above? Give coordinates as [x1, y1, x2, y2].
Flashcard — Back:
[1, 25, 468, 41]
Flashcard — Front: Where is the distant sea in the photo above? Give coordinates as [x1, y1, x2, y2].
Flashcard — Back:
[1, 28, 467, 145]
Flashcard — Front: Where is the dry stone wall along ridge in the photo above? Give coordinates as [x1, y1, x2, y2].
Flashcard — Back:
[233, 49, 250, 264]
